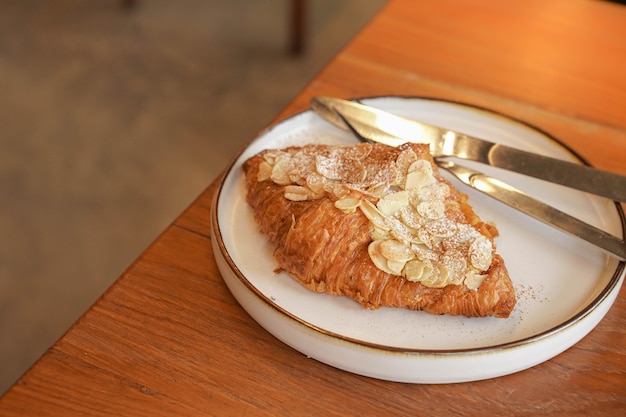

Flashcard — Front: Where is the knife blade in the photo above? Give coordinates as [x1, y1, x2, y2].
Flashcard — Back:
[311, 96, 626, 202]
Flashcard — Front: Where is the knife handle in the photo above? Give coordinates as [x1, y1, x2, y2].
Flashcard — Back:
[449, 134, 626, 202]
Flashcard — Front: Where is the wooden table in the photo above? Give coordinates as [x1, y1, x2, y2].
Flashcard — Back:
[2, 0, 625, 415]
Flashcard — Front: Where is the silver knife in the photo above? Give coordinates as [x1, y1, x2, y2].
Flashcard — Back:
[311, 96, 626, 202]
[310, 96, 626, 261]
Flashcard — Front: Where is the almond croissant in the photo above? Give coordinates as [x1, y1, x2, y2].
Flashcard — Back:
[242, 142, 516, 318]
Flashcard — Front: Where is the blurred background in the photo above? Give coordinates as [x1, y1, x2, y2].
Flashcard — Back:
[0, 0, 386, 394]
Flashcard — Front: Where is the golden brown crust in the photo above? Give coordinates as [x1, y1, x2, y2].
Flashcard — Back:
[243, 143, 516, 318]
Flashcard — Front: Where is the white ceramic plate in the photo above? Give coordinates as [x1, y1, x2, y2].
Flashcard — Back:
[211, 97, 625, 383]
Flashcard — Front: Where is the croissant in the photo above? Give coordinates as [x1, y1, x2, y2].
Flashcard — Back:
[242, 142, 516, 318]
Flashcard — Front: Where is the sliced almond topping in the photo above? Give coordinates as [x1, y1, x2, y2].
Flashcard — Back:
[262, 151, 282, 165]
[377, 190, 409, 216]
[387, 216, 420, 244]
[464, 272, 488, 290]
[367, 162, 397, 187]
[368, 241, 395, 275]
[419, 268, 446, 288]
[403, 259, 435, 283]
[386, 259, 407, 275]
[468, 235, 493, 271]
[325, 183, 351, 199]
[371, 226, 390, 241]
[399, 206, 424, 229]
[345, 162, 368, 184]
[359, 199, 390, 231]
[424, 218, 458, 238]
[315, 155, 343, 180]
[394, 148, 417, 187]
[438, 252, 467, 286]
[416, 200, 446, 220]
[334, 197, 362, 213]
[366, 183, 390, 198]
[405, 160, 436, 190]
[284, 185, 311, 201]
[379, 239, 415, 262]
[411, 243, 439, 262]
[271, 157, 293, 185]
[305, 172, 328, 194]
[257, 161, 273, 181]
[418, 182, 450, 201]
[343, 143, 372, 160]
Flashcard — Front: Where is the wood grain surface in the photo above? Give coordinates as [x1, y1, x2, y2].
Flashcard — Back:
[1, 0, 624, 415]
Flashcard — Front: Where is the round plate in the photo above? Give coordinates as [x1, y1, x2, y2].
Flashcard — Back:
[211, 96, 625, 383]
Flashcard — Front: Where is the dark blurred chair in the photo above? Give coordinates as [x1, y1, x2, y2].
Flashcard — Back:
[289, 0, 307, 55]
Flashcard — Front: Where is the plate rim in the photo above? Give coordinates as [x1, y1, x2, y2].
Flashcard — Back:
[211, 95, 626, 355]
